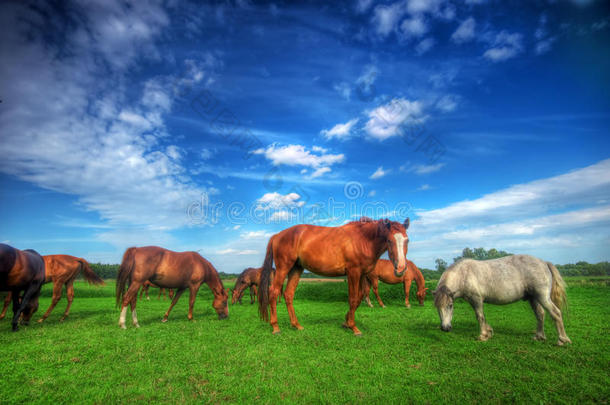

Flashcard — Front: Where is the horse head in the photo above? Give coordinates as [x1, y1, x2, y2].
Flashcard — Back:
[213, 287, 229, 319]
[380, 218, 410, 277]
[416, 287, 429, 305]
[433, 285, 454, 332]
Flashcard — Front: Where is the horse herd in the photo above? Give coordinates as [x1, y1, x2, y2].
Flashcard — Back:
[0, 217, 571, 345]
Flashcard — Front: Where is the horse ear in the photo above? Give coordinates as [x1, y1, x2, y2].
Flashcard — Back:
[384, 219, 391, 229]
[403, 217, 410, 230]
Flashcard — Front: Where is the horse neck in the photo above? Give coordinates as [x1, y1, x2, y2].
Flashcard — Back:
[410, 263, 425, 291]
[359, 222, 389, 260]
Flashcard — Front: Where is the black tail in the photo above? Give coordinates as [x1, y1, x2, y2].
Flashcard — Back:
[258, 236, 275, 322]
[116, 247, 137, 307]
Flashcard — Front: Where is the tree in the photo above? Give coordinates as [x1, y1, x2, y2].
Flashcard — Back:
[453, 247, 512, 264]
[435, 258, 448, 273]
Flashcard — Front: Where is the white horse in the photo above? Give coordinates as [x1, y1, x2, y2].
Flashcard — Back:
[433, 255, 571, 346]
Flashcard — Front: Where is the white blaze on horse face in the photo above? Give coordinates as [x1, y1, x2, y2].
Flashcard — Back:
[393, 233, 407, 271]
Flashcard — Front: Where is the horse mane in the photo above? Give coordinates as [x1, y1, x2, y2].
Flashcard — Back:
[343, 218, 392, 257]
[433, 285, 453, 308]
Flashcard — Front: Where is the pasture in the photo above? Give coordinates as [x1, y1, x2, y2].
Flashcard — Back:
[0, 278, 608, 403]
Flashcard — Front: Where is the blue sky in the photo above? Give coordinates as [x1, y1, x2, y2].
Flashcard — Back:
[0, 0, 609, 272]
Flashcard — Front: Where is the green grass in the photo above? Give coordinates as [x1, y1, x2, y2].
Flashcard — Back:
[0, 278, 608, 404]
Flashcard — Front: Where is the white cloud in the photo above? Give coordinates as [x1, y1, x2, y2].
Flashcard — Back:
[356, 0, 374, 13]
[417, 184, 431, 191]
[370, 166, 390, 179]
[483, 31, 524, 62]
[364, 98, 426, 141]
[535, 38, 556, 55]
[320, 118, 359, 140]
[416, 159, 610, 228]
[368, 190, 377, 197]
[216, 248, 258, 255]
[269, 211, 296, 222]
[0, 1, 216, 232]
[240, 230, 273, 240]
[334, 82, 352, 100]
[451, 17, 476, 43]
[256, 192, 305, 210]
[372, 2, 405, 37]
[400, 16, 428, 39]
[415, 37, 435, 54]
[401, 162, 445, 175]
[436, 95, 458, 112]
[309, 167, 332, 179]
[252, 144, 344, 177]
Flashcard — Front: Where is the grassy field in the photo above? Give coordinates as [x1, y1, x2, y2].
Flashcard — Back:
[0, 278, 608, 404]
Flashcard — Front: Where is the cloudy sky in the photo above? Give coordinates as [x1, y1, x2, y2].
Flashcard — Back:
[0, 0, 608, 272]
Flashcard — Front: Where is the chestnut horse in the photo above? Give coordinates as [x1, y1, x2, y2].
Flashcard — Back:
[1, 255, 105, 323]
[363, 259, 428, 308]
[232, 267, 260, 304]
[0, 244, 45, 331]
[259, 217, 410, 335]
[116, 246, 228, 329]
[139, 280, 174, 301]
[231, 267, 283, 305]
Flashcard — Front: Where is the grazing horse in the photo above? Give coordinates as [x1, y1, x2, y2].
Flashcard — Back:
[363, 259, 428, 308]
[433, 254, 571, 346]
[116, 246, 229, 329]
[231, 267, 283, 305]
[139, 280, 174, 301]
[1, 255, 105, 323]
[259, 217, 410, 335]
[232, 267, 260, 304]
[0, 244, 45, 331]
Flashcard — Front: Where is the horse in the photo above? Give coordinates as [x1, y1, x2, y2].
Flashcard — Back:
[231, 267, 260, 305]
[363, 259, 428, 308]
[231, 267, 284, 305]
[433, 254, 571, 346]
[1, 255, 105, 323]
[0, 244, 45, 331]
[116, 246, 229, 329]
[139, 280, 174, 301]
[258, 217, 410, 335]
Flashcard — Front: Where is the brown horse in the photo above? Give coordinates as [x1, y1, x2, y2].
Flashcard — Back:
[231, 267, 283, 305]
[231, 267, 260, 304]
[363, 259, 428, 308]
[0, 244, 45, 331]
[139, 280, 174, 301]
[0, 255, 105, 322]
[259, 217, 410, 335]
[116, 246, 229, 329]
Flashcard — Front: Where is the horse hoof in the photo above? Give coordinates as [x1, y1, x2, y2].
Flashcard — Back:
[353, 330, 362, 336]
[161, 318, 168, 323]
[406, 305, 411, 309]
[59, 317, 66, 322]
[477, 335, 489, 342]
[292, 325, 304, 331]
[272, 330, 281, 335]
[37, 318, 44, 324]
[134, 323, 140, 328]
[119, 325, 127, 330]
[558, 337, 572, 346]
[533, 335, 546, 341]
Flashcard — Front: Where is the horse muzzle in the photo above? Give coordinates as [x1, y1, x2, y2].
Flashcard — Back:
[218, 313, 228, 320]
[394, 264, 406, 278]
[440, 325, 452, 332]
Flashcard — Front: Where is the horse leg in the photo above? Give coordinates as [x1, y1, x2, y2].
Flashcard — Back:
[0, 292, 11, 320]
[269, 267, 290, 335]
[469, 297, 493, 341]
[13, 284, 41, 331]
[362, 277, 373, 308]
[284, 267, 304, 330]
[187, 285, 198, 320]
[37, 282, 63, 323]
[60, 281, 75, 321]
[403, 277, 413, 308]
[529, 299, 546, 341]
[538, 296, 571, 345]
[372, 277, 385, 308]
[129, 297, 140, 328]
[11, 290, 21, 331]
[250, 285, 257, 304]
[119, 282, 142, 329]
[342, 271, 363, 336]
[162, 288, 186, 322]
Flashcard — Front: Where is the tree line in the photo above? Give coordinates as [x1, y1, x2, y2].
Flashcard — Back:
[85, 247, 609, 280]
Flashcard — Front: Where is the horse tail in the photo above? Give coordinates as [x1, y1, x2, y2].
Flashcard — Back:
[116, 247, 137, 307]
[547, 261, 568, 312]
[258, 235, 275, 322]
[78, 259, 105, 286]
